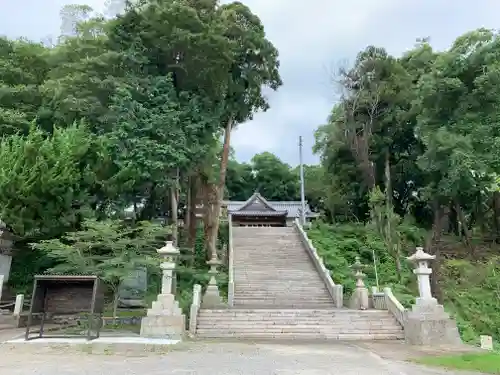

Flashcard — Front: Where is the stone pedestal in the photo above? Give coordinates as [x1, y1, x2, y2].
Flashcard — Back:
[405, 247, 462, 346]
[140, 241, 185, 339]
[349, 256, 369, 310]
[140, 294, 185, 338]
[404, 300, 462, 346]
[201, 257, 226, 308]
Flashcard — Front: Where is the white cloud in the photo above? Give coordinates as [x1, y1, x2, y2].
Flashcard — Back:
[2, 0, 500, 165]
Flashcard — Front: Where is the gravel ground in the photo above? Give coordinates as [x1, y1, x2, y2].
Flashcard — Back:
[0, 339, 482, 375]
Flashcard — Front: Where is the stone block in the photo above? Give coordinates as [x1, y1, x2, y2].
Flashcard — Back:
[201, 282, 226, 309]
[0, 254, 12, 282]
[480, 335, 493, 350]
[148, 294, 182, 315]
[13, 294, 24, 316]
[404, 303, 462, 346]
[140, 315, 185, 339]
[349, 287, 369, 310]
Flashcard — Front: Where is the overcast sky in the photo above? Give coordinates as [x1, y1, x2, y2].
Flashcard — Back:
[1, 0, 500, 166]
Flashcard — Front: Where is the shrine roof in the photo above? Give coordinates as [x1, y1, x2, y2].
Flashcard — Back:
[225, 192, 316, 219]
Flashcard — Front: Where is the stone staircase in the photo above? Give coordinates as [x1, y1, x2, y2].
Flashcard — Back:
[196, 226, 403, 340]
[197, 309, 404, 340]
[232, 227, 334, 308]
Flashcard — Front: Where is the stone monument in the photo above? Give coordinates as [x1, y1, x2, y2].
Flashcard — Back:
[349, 256, 369, 310]
[404, 247, 462, 346]
[118, 267, 148, 307]
[140, 241, 185, 339]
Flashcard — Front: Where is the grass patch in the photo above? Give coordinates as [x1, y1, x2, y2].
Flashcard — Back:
[416, 352, 500, 374]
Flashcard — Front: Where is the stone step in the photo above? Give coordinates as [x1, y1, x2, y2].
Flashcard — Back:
[235, 279, 326, 283]
[195, 332, 405, 340]
[198, 315, 398, 322]
[234, 290, 331, 294]
[234, 286, 329, 291]
[233, 290, 331, 296]
[199, 309, 395, 316]
[198, 319, 402, 331]
[233, 293, 332, 299]
[197, 328, 403, 334]
[233, 302, 335, 308]
[233, 299, 333, 304]
[196, 327, 402, 334]
[234, 279, 326, 284]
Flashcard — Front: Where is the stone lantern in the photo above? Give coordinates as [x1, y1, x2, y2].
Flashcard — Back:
[407, 247, 436, 306]
[157, 241, 179, 295]
[349, 256, 369, 310]
[404, 246, 462, 346]
[140, 240, 185, 339]
[201, 256, 225, 308]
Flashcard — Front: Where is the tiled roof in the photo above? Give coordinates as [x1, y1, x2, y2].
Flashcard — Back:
[225, 193, 316, 219]
[230, 210, 288, 217]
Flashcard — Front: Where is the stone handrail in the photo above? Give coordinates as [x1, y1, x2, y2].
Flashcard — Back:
[383, 287, 407, 326]
[188, 284, 202, 335]
[293, 219, 343, 308]
[228, 214, 234, 307]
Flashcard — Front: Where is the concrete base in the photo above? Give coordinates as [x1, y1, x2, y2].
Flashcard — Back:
[140, 315, 185, 339]
[404, 301, 462, 346]
[201, 278, 226, 309]
[140, 293, 185, 339]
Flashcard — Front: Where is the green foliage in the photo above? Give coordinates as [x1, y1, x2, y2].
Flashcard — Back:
[32, 219, 169, 297]
[0, 123, 99, 239]
[306, 222, 415, 297]
[441, 259, 500, 342]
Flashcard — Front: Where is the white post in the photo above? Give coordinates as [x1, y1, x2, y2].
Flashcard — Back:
[0, 274, 4, 303]
[407, 247, 437, 306]
[299, 136, 306, 226]
[13, 294, 24, 316]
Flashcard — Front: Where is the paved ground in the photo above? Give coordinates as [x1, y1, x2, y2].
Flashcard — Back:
[0, 337, 483, 375]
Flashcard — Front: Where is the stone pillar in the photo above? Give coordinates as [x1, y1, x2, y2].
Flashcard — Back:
[404, 247, 462, 346]
[140, 241, 185, 339]
[349, 256, 369, 310]
[201, 257, 226, 308]
[0, 274, 3, 303]
[13, 294, 24, 316]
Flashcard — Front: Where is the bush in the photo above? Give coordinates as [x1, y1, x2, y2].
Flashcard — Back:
[307, 221, 500, 342]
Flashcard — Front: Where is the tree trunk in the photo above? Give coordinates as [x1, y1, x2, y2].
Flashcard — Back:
[208, 118, 233, 260]
[493, 192, 500, 243]
[171, 185, 178, 245]
[202, 180, 216, 259]
[454, 200, 473, 256]
[112, 289, 119, 324]
[384, 151, 401, 281]
[187, 174, 198, 249]
[426, 202, 449, 304]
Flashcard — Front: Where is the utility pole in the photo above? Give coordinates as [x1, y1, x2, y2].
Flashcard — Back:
[299, 136, 306, 226]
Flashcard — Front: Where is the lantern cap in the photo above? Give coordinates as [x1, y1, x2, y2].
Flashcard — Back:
[407, 247, 435, 262]
[157, 240, 179, 255]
